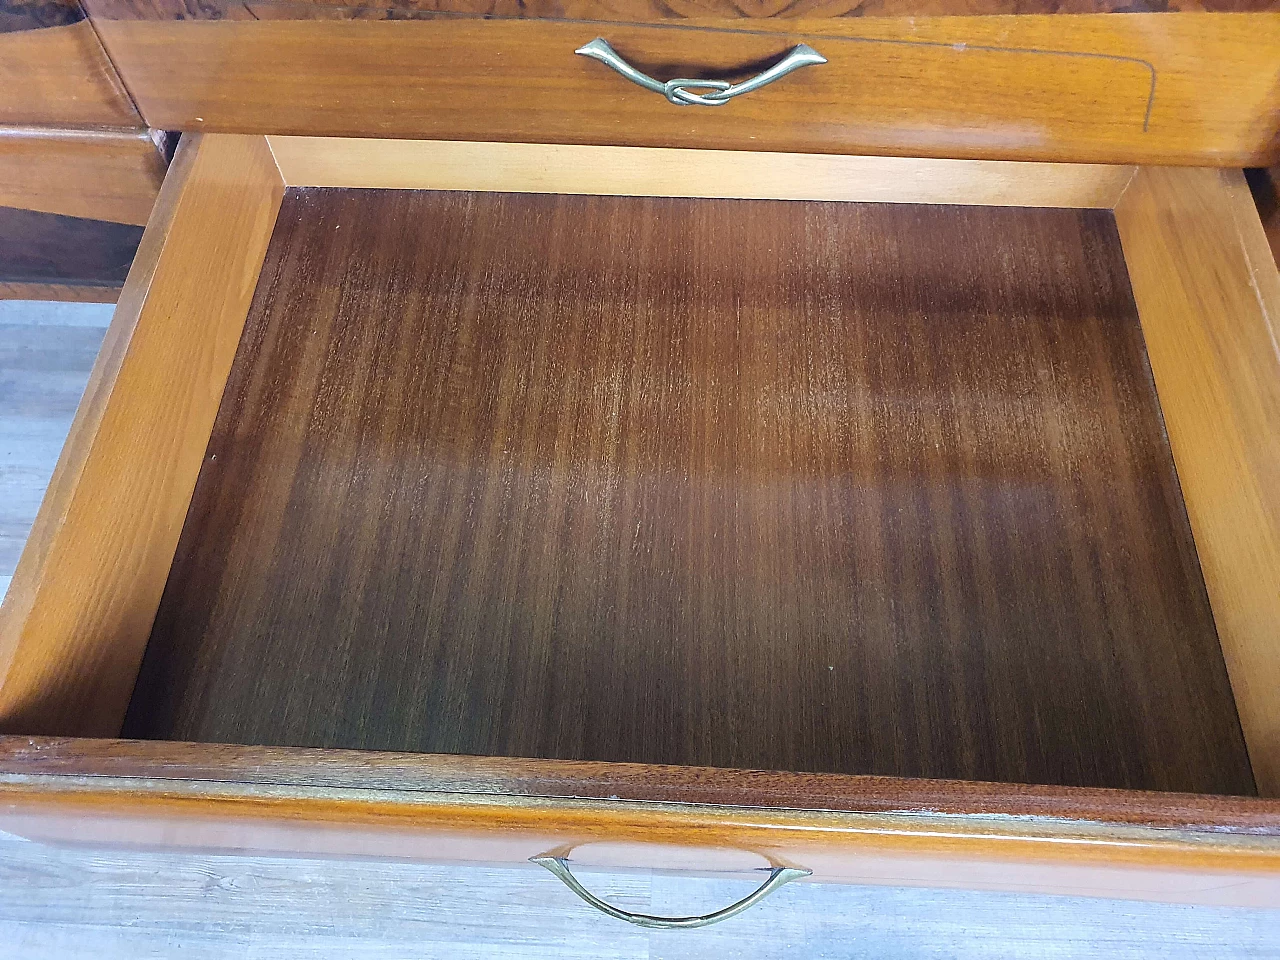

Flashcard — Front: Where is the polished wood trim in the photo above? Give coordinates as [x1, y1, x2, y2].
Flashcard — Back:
[6, 801, 1279, 909]
[0, 4, 140, 127]
[91, 14, 1280, 166]
[1, 738, 1278, 908]
[269, 136, 1136, 206]
[0, 127, 165, 226]
[1115, 168, 1280, 798]
[0, 134, 285, 737]
[5, 738, 1278, 833]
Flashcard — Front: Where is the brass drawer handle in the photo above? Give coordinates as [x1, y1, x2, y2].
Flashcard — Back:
[575, 38, 827, 106]
[531, 855, 810, 928]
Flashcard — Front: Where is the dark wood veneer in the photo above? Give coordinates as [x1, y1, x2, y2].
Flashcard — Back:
[125, 188, 1252, 795]
[82, 0, 1279, 21]
[0, 204, 142, 289]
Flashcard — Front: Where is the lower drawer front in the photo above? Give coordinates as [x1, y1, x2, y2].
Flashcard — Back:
[3, 738, 1280, 911]
[1, 134, 1278, 918]
[84, 11, 1280, 165]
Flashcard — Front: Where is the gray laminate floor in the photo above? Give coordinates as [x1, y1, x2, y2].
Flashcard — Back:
[0, 300, 114, 600]
[2, 829, 1280, 959]
[1, 300, 1278, 957]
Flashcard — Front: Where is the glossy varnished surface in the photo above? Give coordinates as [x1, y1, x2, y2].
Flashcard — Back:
[0, 128, 167, 228]
[0, 0, 141, 127]
[1115, 167, 1280, 794]
[127, 188, 1251, 794]
[86, 15, 1280, 166]
[0, 134, 285, 737]
[10, 738, 1280, 833]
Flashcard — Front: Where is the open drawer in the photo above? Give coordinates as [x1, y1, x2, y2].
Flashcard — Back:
[1, 134, 1278, 922]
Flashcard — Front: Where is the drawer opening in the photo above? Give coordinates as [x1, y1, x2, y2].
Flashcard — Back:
[3, 137, 1277, 800]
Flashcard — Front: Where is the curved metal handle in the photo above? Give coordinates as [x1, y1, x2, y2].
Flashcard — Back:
[575, 38, 826, 106]
[531, 855, 810, 929]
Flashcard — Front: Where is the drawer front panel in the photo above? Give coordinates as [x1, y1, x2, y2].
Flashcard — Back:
[83, 10, 1280, 165]
[3, 738, 1280, 910]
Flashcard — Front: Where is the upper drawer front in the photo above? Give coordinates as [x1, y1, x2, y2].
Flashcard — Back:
[81, 5, 1279, 166]
[0, 0, 140, 127]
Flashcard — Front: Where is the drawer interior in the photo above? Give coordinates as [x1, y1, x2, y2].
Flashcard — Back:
[120, 183, 1249, 794]
[5, 137, 1276, 800]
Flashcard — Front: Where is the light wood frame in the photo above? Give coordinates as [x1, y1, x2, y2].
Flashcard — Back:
[0, 134, 1277, 907]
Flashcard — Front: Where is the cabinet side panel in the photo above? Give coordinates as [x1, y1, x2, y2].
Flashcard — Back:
[0, 134, 284, 736]
[1116, 167, 1280, 796]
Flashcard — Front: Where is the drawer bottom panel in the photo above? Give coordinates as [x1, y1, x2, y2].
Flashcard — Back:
[120, 185, 1250, 795]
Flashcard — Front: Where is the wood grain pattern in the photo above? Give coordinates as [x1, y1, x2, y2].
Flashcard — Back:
[0, 1, 140, 127]
[1, 139, 1275, 921]
[0, 205, 141, 290]
[0, 134, 285, 737]
[86, 13, 1280, 165]
[0, 283, 120, 302]
[7, 737, 1280, 833]
[0, 128, 166, 227]
[4, 739, 1280, 907]
[81, 0, 1280, 18]
[268, 136, 1136, 206]
[125, 187, 1250, 795]
[1115, 168, 1280, 797]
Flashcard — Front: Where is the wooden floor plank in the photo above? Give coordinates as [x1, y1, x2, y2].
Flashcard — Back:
[0, 301, 111, 594]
